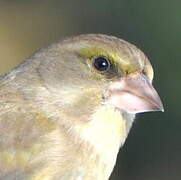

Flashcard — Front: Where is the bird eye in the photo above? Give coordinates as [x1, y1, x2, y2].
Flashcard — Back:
[93, 56, 110, 72]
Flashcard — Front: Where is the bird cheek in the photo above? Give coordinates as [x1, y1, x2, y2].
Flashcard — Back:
[103, 73, 164, 114]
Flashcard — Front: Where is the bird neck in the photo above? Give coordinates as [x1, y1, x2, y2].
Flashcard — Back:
[59, 106, 135, 180]
[30, 105, 135, 180]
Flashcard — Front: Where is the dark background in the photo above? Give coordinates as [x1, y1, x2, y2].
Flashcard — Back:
[0, 0, 180, 180]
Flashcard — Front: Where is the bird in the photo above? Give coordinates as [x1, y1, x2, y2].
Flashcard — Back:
[0, 34, 163, 180]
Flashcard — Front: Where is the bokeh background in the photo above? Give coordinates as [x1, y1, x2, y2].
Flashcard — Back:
[0, 0, 180, 180]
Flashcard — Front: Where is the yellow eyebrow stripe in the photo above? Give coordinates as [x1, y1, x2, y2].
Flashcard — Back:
[79, 47, 138, 74]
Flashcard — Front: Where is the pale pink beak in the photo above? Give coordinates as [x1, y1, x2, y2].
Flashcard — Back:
[105, 73, 164, 114]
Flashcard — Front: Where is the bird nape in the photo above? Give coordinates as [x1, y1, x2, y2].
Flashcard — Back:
[0, 34, 163, 180]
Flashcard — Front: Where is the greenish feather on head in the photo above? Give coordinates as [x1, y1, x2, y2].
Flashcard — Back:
[78, 47, 139, 78]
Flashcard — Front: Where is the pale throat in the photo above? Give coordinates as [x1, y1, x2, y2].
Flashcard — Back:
[69, 105, 135, 179]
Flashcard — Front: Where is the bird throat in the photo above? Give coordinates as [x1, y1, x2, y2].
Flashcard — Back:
[60, 106, 135, 180]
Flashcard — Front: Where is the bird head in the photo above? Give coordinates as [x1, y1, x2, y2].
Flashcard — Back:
[37, 34, 163, 121]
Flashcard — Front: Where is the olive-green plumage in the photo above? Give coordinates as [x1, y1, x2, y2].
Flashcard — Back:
[0, 34, 163, 180]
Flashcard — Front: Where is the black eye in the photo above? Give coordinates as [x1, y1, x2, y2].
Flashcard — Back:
[93, 56, 110, 72]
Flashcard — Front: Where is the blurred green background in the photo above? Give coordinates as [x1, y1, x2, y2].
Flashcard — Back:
[0, 0, 180, 180]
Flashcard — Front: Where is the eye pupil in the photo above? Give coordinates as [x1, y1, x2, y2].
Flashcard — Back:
[93, 57, 110, 71]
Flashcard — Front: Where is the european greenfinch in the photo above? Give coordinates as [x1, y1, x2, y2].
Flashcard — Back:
[0, 34, 163, 180]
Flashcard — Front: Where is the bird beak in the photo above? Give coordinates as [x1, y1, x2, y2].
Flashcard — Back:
[105, 73, 164, 114]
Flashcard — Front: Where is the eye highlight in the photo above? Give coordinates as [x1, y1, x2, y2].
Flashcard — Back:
[93, 56, 111, 72]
